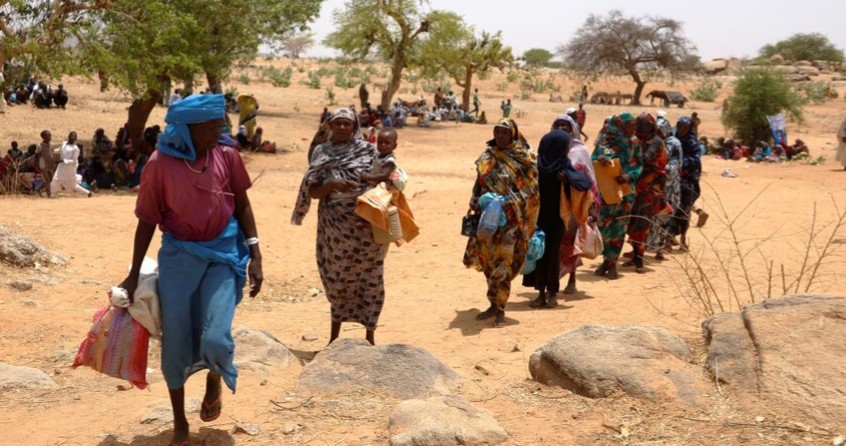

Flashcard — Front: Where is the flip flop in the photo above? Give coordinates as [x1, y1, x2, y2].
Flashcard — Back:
[200, 395, 222, 423]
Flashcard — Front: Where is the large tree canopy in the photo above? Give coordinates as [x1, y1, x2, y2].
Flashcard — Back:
[419, 20, 512, 111]
[80, 0, 321, 147]
[523, 48, 553, 68]
[324, 0, 458, 109]
[759, 33, 844, 63]
[722, 68, 804, 145]
[0, 0, 110, 76]
[559, 10, 697, 105]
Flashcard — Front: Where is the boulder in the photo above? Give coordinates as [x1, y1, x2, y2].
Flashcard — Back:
[233, 327, 295, 374]
[773, 65, 799, 75]
[726, 58, 743, 75]
[0, 225, 65, 268]
[794, 60, 813, 67]
[703, 59, 728, 75]
[702, 295, 846, 430]
[0, 363, 56, 390]
[389, 396, 508, 446]
[529, 325, 704, 406]
[297, 339, 459, 399]
[797, 66, 820, 76]
[10, 280, 32, 291]
[769, 54, 785, 65]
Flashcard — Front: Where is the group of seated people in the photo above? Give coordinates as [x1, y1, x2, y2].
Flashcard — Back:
[0, 125, 158, 195]
[706, 137, 810, 162]
[3, 78, 69, 109]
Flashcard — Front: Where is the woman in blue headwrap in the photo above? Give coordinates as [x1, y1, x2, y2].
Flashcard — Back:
[671, 117, 701, 250]
[591, 113, 641, 279]
[118, 94, 263, 446]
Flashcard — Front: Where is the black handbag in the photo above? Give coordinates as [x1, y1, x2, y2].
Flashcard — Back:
[461, 211, 480, 237]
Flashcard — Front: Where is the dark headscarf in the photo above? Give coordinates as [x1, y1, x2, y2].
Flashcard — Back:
[538, 130, 593, 192]
[676, 117, 700, 158]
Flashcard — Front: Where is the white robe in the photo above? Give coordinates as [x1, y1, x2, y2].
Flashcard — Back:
[837, 117, 846, 168]
[51, 142, 89, 195]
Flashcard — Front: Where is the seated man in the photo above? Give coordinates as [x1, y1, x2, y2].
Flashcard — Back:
[53, 84, 68, 109]
[786, 139, 809, 160]
[7, 141, 23, 161]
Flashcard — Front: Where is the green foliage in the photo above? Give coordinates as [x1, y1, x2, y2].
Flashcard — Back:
[689, 79, 722, 102]
[517, 89, 532, 100]
[759, 33, 844, 63]
[307, 70, 321, 89]
[262, 67, 292, 87]
[722, 68, 804, 144]
[794, 81, 835, 105]
[316, 66, 333, 78]
[324, 0, 460, 108]
[237, 73, 251, 85]
[496, 82, 508, 92]
[523, 48, 554, 67]
[506, 71, 519, 83]
[325, 87, 337, 105]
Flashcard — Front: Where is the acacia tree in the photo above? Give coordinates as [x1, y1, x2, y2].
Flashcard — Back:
[0, 0, 110, 76]
[82, 0, 321, 148]
[559, 10, 697, 105]
[420, 21, 512, 111]
[281, 32, 315, 59]
[190, 0, 322, 93]
[523, 48, 553, 68]
[325, 0, 457, 109]
[759, 33, 844, 63]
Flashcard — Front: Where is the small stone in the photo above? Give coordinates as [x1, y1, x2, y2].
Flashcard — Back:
[23, 300, 41, 308]
[755, 416, 765, 423]
[260, 379, 268, 386]
[833, 435, 845, 446]
[232, 422, 260, 436]
[53, 368, 63, 375]
[11, 280, 33, 291]
[302, 334, 318, 342]
[308, 287, 321, 297]
[202, 430, 234, 446]
[283, 424, 302, 435]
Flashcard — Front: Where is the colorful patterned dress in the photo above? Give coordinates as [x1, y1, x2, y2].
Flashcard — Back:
[464, 140, 539, 311]
[627, 115, 667, 256]
[591, 113, 641, 262]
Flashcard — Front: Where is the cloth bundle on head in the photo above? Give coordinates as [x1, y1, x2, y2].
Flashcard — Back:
[156, 94, 226, 161]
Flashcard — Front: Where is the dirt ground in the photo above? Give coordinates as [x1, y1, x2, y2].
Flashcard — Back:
[1, 61, 845, 446]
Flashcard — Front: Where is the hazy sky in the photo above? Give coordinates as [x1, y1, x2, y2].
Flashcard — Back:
[304, 0, 846, 61]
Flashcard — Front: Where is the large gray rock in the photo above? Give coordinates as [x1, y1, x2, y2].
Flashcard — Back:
[0, 363, 56, 390]
[773, 65, 799, 75]
[529, 325, 704, 405]
[389, 396, 507, 446]
[702, 59, 728, 75]
[297, 339, 459, 399]
[233, 327, 295, 374]
[0, 225, 65, 268]
[797, 65, 820, 76]
[702, 295, 846, 430]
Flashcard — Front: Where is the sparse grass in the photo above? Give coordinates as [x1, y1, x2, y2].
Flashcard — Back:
[261, 66, 292, 87]
[237, 73, 251, 85]
[689, 79, 722, 102]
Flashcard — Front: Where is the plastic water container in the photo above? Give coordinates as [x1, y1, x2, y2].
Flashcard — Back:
[373, 206, 403, 244]
[476, 198, 503, 243]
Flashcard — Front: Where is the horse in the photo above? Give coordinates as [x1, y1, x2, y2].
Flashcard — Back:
[646, 90, 687, 108]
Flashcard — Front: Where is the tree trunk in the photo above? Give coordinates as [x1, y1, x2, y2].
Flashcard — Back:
[629, 68, 646, 105]
[460, 67, 474, 111]
[205, 71, 222, 94]
[127, 88, 163, 153]
[381, 60, 404, 110]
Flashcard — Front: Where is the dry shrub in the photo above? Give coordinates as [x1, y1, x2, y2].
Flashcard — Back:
[665, 185, 845, 318]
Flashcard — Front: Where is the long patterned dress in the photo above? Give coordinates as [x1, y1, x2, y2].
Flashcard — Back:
[648, 136, 682, 251]
[292, 139, 388, 331]
[591, 114, 641, 262]
[627, 124, 667, 256]
[464, 142, 539, 311]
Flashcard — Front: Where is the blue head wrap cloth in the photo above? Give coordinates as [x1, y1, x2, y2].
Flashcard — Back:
[156, 94, 226, 161]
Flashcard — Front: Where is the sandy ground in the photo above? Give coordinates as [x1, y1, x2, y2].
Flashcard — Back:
[1, 61, 845, 445]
